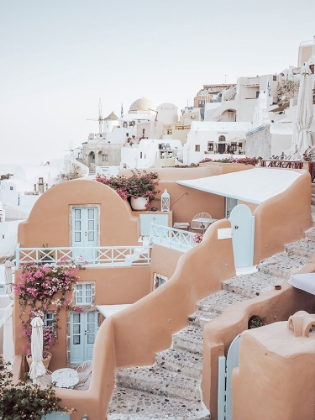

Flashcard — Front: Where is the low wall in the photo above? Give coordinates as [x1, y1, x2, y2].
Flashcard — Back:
[253, 169, 312, 263]
[202, 264, 315, 420]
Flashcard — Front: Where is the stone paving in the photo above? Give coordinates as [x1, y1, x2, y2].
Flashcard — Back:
[108, 215, 315, 420]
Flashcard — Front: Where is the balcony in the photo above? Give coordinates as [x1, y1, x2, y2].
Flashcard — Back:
[150, 223, 196, 252]
[16, 245, 151, 268]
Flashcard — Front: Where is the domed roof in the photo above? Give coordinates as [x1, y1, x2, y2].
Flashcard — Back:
[158, 102, 177, 110]
[129, 97, 157, 113]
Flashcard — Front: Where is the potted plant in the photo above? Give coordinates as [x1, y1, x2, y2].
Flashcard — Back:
[96, 170, 160, 210]
[0, 356, 75, 419]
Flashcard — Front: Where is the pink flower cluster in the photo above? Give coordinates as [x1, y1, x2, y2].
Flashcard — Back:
[193, 233, 204, 244]
[14, 261, 82, 357]
[14, 263, 80, 305]
[96, 170, 160, 202]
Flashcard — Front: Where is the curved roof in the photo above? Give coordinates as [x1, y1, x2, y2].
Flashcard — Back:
[158, 102, 177, 109]
[129, 98, 156, 113]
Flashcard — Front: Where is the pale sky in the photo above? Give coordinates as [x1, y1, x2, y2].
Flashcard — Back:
[1, 0, 314, 164]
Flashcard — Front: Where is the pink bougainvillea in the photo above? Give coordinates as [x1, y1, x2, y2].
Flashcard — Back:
[14, 262, 83, 357]
[96, 170, 160, 202]
[193, 233, 204, 244]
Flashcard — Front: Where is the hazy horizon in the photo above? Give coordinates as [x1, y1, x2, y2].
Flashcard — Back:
[1, 0, 314, 164]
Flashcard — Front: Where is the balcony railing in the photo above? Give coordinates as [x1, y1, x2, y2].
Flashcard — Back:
[261, 160, 304, 169]
[16, 245, 151, 268]
[150, 223, 196, 252]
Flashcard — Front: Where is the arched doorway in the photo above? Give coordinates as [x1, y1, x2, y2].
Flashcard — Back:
[218, 135, 226, 154]
[220, 109, 237, 122]
[98, 151, 102, 166]
[88, 152, 95, 167]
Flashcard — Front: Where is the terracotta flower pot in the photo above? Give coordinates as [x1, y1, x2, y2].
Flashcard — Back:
[130, 197, 149, 211]
[27, 352, 52, 370]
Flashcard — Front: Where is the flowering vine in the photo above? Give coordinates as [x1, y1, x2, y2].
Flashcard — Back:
[14, 260, 83, 357]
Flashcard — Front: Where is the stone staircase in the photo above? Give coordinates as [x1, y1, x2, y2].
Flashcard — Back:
[108, 221, 315, 420]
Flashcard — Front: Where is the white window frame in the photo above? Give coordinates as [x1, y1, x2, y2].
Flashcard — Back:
[75, 283, 93, 305]
[207, 142, 214, 152]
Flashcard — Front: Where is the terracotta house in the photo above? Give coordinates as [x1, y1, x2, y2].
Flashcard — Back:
[11, 164, 312, 419]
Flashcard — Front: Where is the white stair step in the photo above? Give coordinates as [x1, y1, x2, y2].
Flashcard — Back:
[156, 347, 202, 379]
[116, 365, 202, 402]
[285, 238, 315, 259]
[109, 386, 210, 419]
[197, 290, 250, 313]
[173, 326, 203, 354]
[223, 272, 285, 298]
[188, 309, 219, 327]
[258, 253, 309, 279]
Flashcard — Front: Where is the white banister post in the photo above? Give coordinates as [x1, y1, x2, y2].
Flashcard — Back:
[16, 244, 20, 268]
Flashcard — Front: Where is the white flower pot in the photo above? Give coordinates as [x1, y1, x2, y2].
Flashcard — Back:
[131, 197, 149, 211]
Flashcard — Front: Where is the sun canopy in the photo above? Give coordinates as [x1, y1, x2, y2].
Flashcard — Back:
[177, 168, 301, 204]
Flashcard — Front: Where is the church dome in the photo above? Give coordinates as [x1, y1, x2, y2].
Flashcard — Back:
[129, 98, 157, 113]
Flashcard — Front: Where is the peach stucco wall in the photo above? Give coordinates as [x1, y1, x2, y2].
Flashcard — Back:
[202, 276, 315, 420]
[12, 165, 314, 419]
[13, 265, 151, 371]
[120, 164, 255, 225]
[253, 169, 312, 263]
[233, 320, 315, 420]
[51, 219, 236, 418]
[18, 179, 139, 248]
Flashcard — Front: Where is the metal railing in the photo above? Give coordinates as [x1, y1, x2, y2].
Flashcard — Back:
[150, 223, 196, 252]
[261, 160, 304, 169]
[16, 245, 151, 268]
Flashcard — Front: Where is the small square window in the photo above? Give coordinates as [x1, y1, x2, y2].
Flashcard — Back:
[207, 142, 214, 152]
[195, 145, 200, 152]
[75, 283, 93, 305]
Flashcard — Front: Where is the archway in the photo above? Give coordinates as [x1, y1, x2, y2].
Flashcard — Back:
[88, 152, 95, 167]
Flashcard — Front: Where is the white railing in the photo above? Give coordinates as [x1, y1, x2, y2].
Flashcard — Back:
[150, 223, 196, 252]
[16, 245, 151, 268]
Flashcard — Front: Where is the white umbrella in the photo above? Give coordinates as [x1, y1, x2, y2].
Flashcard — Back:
[293, 64, 314, 158]
[4, 260, 12, 295]
[29, 317, 46, 384]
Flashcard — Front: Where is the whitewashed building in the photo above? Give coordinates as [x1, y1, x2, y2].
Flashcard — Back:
[183, 121, 252, 164]
[121, 139, 183, 169]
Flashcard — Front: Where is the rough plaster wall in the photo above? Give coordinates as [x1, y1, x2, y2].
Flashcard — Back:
[245, 125, 271, 158]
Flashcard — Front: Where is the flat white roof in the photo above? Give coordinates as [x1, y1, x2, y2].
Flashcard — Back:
[177, 168, 301, 204]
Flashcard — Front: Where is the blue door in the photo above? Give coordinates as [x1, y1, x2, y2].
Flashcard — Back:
[71, 207, 98, 263]
[230, 204, 254, 268]
[70, 312, 98, 364]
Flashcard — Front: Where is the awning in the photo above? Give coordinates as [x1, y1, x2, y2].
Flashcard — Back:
[96, 304, 131, 318]
[288, 274, 315, 295]
[177, 168, 301, 204]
